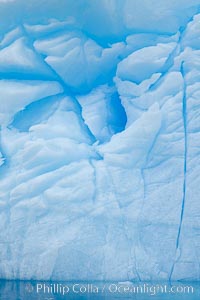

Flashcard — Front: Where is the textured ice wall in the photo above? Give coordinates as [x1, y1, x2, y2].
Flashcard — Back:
[0, 0, 200, 281]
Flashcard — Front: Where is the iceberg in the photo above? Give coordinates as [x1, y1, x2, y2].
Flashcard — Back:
[0, 0, 200, 282]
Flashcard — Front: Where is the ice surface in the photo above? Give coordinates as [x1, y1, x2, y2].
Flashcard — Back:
[0, 0, 200, 282]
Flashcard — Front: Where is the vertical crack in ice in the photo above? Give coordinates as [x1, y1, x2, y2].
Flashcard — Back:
[169, 61, 187, 281]
[176, 61, 187, 250]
